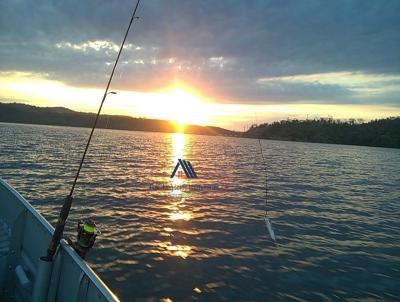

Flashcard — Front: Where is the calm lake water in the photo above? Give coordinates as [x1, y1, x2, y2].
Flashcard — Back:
[1, 122, 399, 301]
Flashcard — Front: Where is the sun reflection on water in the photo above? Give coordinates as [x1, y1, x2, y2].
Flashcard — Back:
[157, 132, 195, 260]
[170, 133, 185, 195]
[169, 211, 192, 221]
[169, 132, 193, 222]
[158, 241, 192, 259]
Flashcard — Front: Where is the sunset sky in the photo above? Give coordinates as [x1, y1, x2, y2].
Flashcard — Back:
[0, 0, 399, 130]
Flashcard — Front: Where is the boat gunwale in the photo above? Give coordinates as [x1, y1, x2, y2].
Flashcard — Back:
[0, 178, 120, 302]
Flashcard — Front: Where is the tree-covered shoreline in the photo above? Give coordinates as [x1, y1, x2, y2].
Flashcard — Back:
[245, 117, 400, 148]
[1, 102, 399, 148]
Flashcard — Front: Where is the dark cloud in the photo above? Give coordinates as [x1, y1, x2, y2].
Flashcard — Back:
[0, 0, 399, 105]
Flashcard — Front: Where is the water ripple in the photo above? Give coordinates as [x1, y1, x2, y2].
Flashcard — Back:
[1, 123, 399, 301]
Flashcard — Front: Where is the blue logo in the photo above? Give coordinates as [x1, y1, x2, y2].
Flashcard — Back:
[170, 159, 198, 179]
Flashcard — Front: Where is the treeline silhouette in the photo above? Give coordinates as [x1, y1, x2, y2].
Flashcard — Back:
[245, 117, 400, 148]
[2, 102, 399, 148]
[0, 102, 237, 136]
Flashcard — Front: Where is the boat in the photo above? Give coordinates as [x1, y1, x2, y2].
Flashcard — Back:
[0, 178, 119, 301]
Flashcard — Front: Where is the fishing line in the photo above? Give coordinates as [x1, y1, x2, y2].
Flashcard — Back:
[254, 114, 277, 244]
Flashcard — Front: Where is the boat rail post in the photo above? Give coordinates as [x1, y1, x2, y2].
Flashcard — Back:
[30, 256, 53, 302]
[31, 193, 73, 301]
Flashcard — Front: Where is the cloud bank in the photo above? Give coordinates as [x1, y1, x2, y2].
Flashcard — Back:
[0, 0, 399, 106]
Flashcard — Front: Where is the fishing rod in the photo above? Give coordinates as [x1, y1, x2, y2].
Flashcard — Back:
[32, 3, 142, 300]
[254, 121, 277, 244]
[44, 0, 142, 262]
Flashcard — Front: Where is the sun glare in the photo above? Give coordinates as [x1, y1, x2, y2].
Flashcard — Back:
[141, 84, 209, 129]
[0, 72, 213, 130]
[168, 88, 203, 125]
[2, 72, 399, 132]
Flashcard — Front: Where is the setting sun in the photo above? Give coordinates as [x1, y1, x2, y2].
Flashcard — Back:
[143, 84, 209, 128]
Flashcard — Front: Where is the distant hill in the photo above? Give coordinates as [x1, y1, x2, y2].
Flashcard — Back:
[244, 117, 400, 148]
[0, 102, 238, 137]
[2, 102, 399, 148]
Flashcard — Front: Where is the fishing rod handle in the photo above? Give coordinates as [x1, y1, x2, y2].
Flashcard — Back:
[45, 195, 74, 260]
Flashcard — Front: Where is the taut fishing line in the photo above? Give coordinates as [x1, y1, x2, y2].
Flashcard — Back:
[258, 138, 277, 244]
[254, 115, 277, 244]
